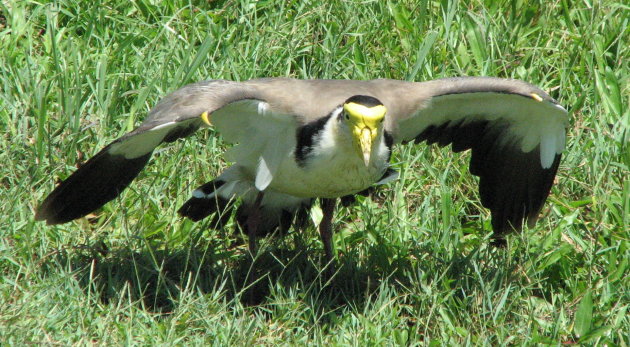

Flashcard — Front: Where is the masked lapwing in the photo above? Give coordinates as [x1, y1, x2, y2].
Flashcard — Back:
[36, 77, 568, 263]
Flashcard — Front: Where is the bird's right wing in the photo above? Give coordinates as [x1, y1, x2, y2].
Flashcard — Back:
[35, 80, 267, 225]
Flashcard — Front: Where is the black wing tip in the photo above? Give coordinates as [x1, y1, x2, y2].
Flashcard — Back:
[35, 187, 86, 225]
[489, 152, 562, 236]
[415, 119, 562, 238]
[35, 149, 152, 225]
[35, 185, 81, 225]
[34, 206, 70, 225]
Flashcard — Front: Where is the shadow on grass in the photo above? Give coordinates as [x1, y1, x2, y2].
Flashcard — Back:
[43, 229, 541, 322]
[48, 237, 410, 312]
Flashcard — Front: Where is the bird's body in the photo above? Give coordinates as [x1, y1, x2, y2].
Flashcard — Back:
[269, 134, 389, 198]
[36, 77, 569, 261]
[217, 98, 391, 199]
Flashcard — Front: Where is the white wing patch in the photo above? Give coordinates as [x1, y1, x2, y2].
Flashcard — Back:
[397, 93, 568, 168]
[109, 119, 199, 159]
[256, 130, 291, 190]
[212, 100, 297, 191]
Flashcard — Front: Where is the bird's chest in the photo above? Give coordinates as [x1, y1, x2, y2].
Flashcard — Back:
[270, 140, 389, 198]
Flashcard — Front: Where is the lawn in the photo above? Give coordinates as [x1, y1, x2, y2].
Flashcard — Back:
[1, 0, 628, 345]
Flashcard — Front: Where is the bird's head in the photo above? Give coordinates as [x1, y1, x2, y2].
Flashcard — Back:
[340, 95, 387, 166]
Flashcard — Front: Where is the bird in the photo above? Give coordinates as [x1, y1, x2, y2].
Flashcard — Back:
[35, 77, 568, 264]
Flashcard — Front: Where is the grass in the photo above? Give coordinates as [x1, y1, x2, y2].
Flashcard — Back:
[1, 0, 628, 345]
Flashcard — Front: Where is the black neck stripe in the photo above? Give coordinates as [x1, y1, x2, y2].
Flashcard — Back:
[294, 113, 332, 167]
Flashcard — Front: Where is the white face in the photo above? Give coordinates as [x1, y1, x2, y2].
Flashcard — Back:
[334, 107, 351, 133]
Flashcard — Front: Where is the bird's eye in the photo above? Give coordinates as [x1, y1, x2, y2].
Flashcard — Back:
[344, 113, 350, 120]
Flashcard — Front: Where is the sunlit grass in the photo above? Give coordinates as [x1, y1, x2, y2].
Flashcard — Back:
[1, 0, 627, 345]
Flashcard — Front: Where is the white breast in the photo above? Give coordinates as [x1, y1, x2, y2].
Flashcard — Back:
[268, 119, 390, 198]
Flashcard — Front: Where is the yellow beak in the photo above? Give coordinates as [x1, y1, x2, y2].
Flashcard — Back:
[354, 126, 377, 166]
[344, 102, 386, 167]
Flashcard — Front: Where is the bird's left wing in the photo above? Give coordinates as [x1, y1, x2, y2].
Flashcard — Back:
[390, 77, 569, 236]
[35, 80, 266, 224]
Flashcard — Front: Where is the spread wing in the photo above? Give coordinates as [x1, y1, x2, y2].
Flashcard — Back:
[35, 80, 281, 224]
[392, 77, 569, 235]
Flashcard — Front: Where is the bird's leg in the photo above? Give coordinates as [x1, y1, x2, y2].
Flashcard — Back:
[242, 191, 264, 305]
[319, 198, 337, 272]
[247, 191, 265, 256]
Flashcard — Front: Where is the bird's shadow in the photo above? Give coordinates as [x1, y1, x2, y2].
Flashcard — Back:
[49, 235, 399, 312]
[45, 227, 534, 321]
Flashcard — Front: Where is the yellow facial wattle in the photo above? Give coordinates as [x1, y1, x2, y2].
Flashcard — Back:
[343, 102, 386, 166]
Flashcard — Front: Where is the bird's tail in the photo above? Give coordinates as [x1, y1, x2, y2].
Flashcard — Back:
[178, 168, 312, 237]
[177, 179, 234, 227]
